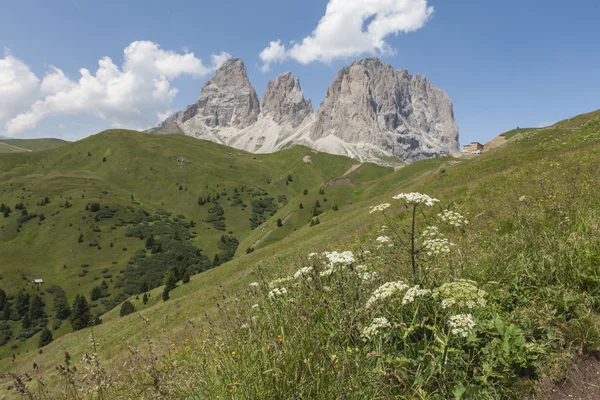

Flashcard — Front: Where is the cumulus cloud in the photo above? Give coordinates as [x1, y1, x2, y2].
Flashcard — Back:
[259, 0, 433, 71]
[1, 41, 231, 136]
[0, 50, 40, 122]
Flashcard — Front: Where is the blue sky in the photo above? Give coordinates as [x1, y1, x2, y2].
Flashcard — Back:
[1, 0, 598, 145]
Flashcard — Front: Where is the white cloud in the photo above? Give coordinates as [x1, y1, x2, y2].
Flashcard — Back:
[0, 50, 40, 122]
[259, 0, 433, 71]
[259, 40, 288, 72]
[1, 41, 230, 136]
[211, 52, 233, 70]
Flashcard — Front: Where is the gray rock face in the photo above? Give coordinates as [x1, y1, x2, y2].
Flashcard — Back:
[193, 58, 261, 128]
[308, 58, 459, 162]
[262, 72, 313, 128]
[154, 57, 459, 165]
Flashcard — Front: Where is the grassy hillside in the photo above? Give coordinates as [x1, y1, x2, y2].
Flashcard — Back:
[0, 138, 68, 153]
[0, 130, 394, 361]
[3, 109, 600, 398]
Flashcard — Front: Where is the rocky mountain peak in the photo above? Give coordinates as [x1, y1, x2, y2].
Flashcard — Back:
[154, 57, 459, 165]
[192, 58, 261, 129]
[262, 72, 313, 128]
[308, 57, 459, 162]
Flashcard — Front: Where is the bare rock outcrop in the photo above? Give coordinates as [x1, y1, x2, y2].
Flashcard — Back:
[153, 57, 459, 165]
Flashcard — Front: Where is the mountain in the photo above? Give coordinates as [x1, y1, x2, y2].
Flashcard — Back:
[152, 57, 460, 165]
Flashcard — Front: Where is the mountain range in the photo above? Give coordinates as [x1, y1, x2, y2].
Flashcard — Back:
[152, 57, 460, 165]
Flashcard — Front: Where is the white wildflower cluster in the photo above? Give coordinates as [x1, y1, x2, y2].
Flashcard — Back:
[308, 252, 318, 258]
[401, 285, 431, 305]
[268, 276, 293, 289]
[393, 192, 440, 207]
[361, 317, 391, 341]
[433, 280, 487, 310]
[268, 287, 288, 298]
[324, 251, 355, 266]
[366, 281, 409, 308]
[376, 235, 392, 244]
[421, 226, 440, 239]
[293, 266, 314, 279]
[438, 210, 469, 227]
[318, 251, 356, 277]
[248, 282, 259, 288]
[422, 237, 453, 256]
[447, 314, 476, 337]
[356, 265, 377, 283]
[370, 203, 391, 214]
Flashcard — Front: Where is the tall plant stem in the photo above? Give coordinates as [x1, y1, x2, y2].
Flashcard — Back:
[411, 204, 417, 279]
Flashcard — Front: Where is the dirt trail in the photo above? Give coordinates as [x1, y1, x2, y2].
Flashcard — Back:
[251, 212, 294, 248]
[536, 357, 600, 400]
[0, 142, 32, 152]
[343, 163, 362, 176]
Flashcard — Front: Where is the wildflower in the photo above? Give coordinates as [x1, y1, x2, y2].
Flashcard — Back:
[370, 203, 391, 213]
[433, 280, 487, 310]
[308, 252, 318, 258]
[294, 266, 313, 279]
[268, 287, 288, 298]
[231, 351, 236, 357]
[438, 210, 469, 227]
[248, 282, 259, 287]
[393, 192, 440, 207]
[268, 276, 293, 289]
[361, 317, 392, 341]
[422, 237, 453, 256]
[376, 235, 392, 244]
[366, 281, 409, 308]
[421, 225, 440, 239]
[401, 285, 431, 305]
[448, 314, 476, 337]
[324, 251, 355, 266]
[241, 324, 249, 329]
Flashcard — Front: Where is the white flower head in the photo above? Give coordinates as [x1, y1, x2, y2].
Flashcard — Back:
[366, 281, 409, 308]
[433, 280, 487, 310]
[361, 317, 392, 341]
[268, 287, 288, 298]
[324, 251, 355, 266]
[248, 282, 259, 288]
[294, 266, 314, 279]
[448, 314, 476, 337]
[438, 210, 469, 227]
[370, 203, 391, 214]
[422, 237, 453, 257]
[376, 235, 392, 244]
[393, 192, 440, 207]
[401, 285, 431, 305]
[268, 276, 293, 289]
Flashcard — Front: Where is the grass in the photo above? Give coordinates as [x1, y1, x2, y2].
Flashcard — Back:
[0, 130, 393, 361]
[3, 109, 600, 398]
[0, 138, 68, 153]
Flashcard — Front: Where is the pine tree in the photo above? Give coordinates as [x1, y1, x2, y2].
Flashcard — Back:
[14, 292, 30, 318]
[299, 203, 304, 209]
[182, 269, 191, 284]
[78, 233, 84, 243]
[303, 189, 308, 195]
[145, 235, 155, 249]
[213, 254, 221, 267]
[162, 287, 170, 301]
[29, 295, 46, 321]
[70, 295, 91, 331]
[277, 218, 283, 227]
[119, 301, 135, 317]
[142, 293, 148, 305]
[38, 327, 53, 348]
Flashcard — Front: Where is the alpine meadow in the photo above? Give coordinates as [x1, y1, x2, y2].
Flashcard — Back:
[2, 0, 600, 398]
